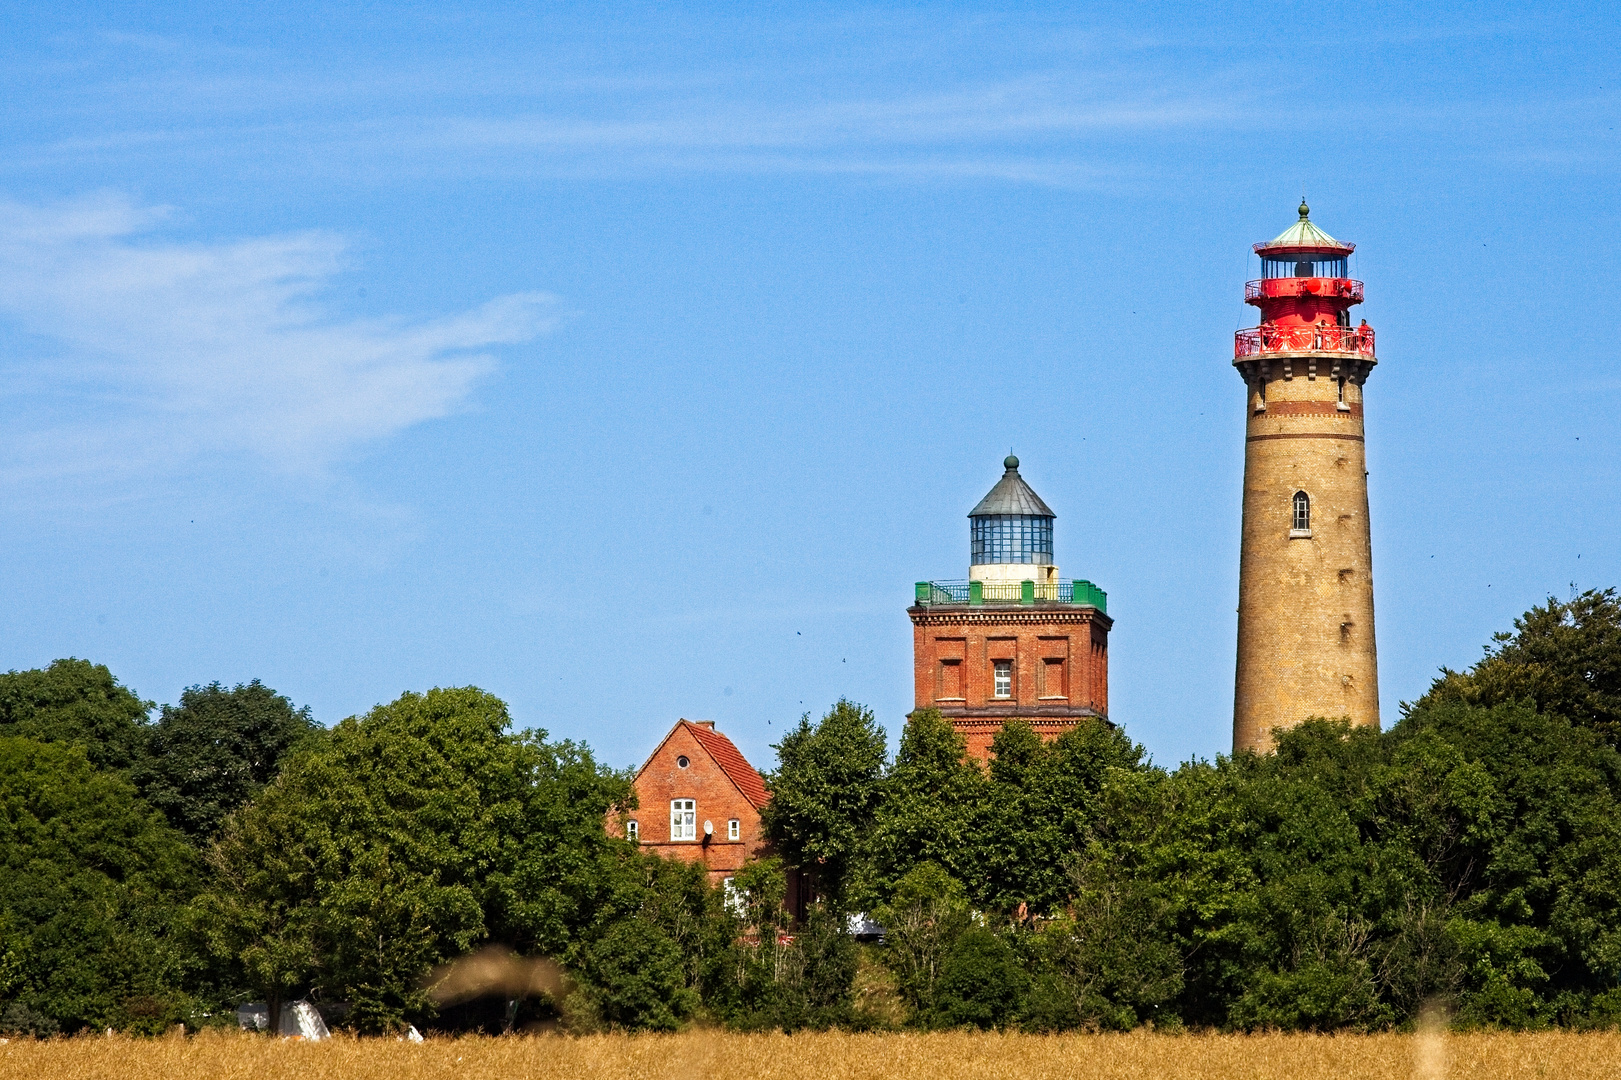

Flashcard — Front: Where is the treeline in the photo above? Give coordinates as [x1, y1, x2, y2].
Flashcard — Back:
[2, 589, 1620, 1035]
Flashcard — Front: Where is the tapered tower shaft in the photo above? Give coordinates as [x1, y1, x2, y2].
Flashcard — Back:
[1232, 204, 1379, 753]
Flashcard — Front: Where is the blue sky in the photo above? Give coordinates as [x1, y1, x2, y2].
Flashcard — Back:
[1, 3, 1617, 771]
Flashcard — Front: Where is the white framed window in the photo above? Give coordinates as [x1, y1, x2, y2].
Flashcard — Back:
[670, 799, 696, 841]
[728, 818, 740, 841]
[626, 819, 639, 841]
[676, 755, 690, 769]
[722, 877, 746, 917]
[993, 659, 1013, 698]
[1291, 491, 1312, 537]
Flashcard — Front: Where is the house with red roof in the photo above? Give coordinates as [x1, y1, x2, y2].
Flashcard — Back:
[614, 719, 775, 888]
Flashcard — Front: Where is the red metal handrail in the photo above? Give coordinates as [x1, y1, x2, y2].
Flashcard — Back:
[1235, 323, 1375, 359]
[1245, 277, 1363, 304]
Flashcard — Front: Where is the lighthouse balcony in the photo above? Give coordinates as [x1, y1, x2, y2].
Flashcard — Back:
[1235, 323, 1375, 360]
[1245, 277, 1363, 304]
[914, 579, 1107, 612]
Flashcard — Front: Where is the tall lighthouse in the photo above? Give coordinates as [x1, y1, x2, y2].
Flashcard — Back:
[1232, 203, 1380, 753]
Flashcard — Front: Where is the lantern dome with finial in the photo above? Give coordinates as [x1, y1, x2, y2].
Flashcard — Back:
[968, 455, 1056, 583]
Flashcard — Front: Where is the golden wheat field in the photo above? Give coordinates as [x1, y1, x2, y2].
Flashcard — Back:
[0, 1029, 1616, 1080]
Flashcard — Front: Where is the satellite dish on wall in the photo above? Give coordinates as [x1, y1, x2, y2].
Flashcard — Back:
[703, 820, 714, 837]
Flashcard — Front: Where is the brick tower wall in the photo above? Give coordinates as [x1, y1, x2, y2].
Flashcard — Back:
[910, 605, 1111, 760]
[1233, 356, 1380, 752]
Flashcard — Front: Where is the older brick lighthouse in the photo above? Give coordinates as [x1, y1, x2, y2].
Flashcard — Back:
[910, 457, 1111, 760]
[1232, 203, 1380, 753]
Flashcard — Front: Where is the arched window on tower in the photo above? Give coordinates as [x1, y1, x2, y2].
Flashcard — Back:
[1291, 491, 1311, 536]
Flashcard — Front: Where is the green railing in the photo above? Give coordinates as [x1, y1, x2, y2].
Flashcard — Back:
[914, 578, 1106, 613]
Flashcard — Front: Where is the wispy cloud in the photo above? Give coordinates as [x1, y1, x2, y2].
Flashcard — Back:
[1, 44, 1244, 189]
[0, 194, 554, 483]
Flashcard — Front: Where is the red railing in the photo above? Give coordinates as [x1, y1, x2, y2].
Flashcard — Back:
[1235, 323, 1375, 359]
[1245, 277, 1363, 303]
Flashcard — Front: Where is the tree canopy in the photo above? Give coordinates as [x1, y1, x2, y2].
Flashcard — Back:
[9, 583, 1621, 1035]
[133, 680, 321, 840]
[0, 736, 197, 1035]
[1419, 588, 1621, 742]
[0, 659, 151, 772]
[193, 686, 630, 1032]
[762, 699, 887, 907]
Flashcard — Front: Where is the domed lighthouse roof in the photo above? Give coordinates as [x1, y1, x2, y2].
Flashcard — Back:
[969, 455, 1054, 518]
[1253, 201, 1355, 256]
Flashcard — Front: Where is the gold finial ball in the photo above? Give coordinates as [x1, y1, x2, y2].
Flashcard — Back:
[1298, 199, 1310, 220]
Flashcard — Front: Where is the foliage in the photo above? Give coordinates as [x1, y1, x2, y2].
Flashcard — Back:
[715, 858, 859, 1031]
[9, 585, 1621, 1036]
[859, 710, 985, 905]
[194, 687, 631, 1033]
[0, 737, 198, 1034]
[577, 919, 695, 1031]
[133, 680, 320, 841]
[1419, 588, 1621, 743]
[0, 659, 151, 772]
[932, 927, 1028, 1029]
[763, 699, 887, 907]
[872, 862, 970, 1019]
[971, 718, 1145, 914]
[575, 846, 732, 1020]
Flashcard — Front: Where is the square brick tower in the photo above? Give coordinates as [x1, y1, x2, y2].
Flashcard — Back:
[909, 456, 1112, 760]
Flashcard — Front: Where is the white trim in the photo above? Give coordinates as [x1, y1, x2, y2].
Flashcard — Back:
[670, 799, 696, 841]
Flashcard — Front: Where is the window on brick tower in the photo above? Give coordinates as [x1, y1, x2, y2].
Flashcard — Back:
[993, 659, 1013, 698]
[728, 818, 740, 841]
[670, 799, 696, 841]
[1042, 658, 1066, 697]
[1292, 490, 1311, 533]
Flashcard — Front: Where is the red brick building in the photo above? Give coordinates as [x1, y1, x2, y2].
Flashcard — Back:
[909, 457, 1112, 760]
[615, 719, 772, 886]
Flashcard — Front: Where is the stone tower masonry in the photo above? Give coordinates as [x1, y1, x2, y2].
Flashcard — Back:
[1232, 203, 1380, 753]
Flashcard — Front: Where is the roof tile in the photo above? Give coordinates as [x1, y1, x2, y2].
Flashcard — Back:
[683, 722, 770, 809]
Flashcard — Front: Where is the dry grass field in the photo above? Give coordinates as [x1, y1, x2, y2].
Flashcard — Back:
[1, 1029, 1617, 1080]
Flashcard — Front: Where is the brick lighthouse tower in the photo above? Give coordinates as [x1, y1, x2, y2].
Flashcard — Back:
[1232, 202, 1380, 753]
[910, 457, 1111, 760]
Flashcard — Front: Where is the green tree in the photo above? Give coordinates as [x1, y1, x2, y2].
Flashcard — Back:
[709, 858, 859, 1031]
[1419, 588, 1621, 742]
[972, 718, 1145, 914]
[1392, 699, 1621, 1027]
[762, 699, 887, 907]
[860, 710, 985, 904]
[196, 686, 630, 1032]
[0, 659, 151, 772]
[872, 862, 970, 1020]
[133, 680, 320, 841]
[932, 927, 1027, 1029]
[577, 919, 695, 1031]
[0, 737, 197, 1034]
[574, 846, 731, 1025]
